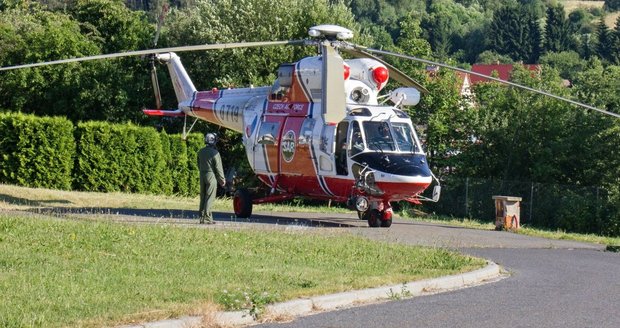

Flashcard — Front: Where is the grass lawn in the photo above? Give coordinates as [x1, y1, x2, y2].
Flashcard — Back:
[0, 185, 485, 327]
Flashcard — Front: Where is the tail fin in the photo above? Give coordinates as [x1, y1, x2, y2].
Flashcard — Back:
[156, 52, 197, 103]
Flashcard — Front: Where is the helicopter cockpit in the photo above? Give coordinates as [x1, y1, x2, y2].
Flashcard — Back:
[335, 106, 430, 179]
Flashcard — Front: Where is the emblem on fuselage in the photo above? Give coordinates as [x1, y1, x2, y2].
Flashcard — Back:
[282, 130, 296, 162]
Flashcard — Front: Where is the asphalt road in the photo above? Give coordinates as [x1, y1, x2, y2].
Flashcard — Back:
[243, 212, 620, 328]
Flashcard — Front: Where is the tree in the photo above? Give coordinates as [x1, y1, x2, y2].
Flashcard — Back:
[0, 6, 99, 119]
[544, 4, 571, 53]
[475, 50, 514, 64]
[390, 13, 432, 76]
[421, 0, 488, 61]
[611, 16, 620, 64]
[162, 0, 357, 89]
[595, 18, 613, 61]
[0, 1, 157, 123]
[487, 4, 542, 63]
[460, 65, 593, 184]
[539, 51, 586, 80]
[604, 0, 620, 11]
[69, 0, 152, 53]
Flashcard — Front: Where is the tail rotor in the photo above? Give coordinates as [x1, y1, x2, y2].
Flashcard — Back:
[149, 3, 169, 110]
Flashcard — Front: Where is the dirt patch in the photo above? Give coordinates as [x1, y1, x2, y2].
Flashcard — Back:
[562, 0, 604, 13]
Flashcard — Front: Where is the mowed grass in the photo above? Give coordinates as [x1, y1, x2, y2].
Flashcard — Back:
[0, 185, 484, 328]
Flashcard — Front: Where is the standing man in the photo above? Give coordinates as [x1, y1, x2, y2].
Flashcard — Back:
[198, 133, 226, 224]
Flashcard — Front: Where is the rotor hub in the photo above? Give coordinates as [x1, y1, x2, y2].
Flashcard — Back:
[308, 25, 353, 41]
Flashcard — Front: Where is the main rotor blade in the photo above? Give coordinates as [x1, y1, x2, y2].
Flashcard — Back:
[0, 40, 305, 72]
[361, 47, 620, 119]
[342, 46, 429, 94]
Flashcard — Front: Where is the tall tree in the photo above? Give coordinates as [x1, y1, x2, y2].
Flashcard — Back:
[612, 16, 620, 65]
[544, 4, 571, 53]
[604, 0, 620, 11]
[595, 18, 613, 62]
[487, 4, 542, 63]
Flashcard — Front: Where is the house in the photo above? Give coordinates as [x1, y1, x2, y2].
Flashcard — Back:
[469, 63, 541, 85]
[453, 64, 541, 106]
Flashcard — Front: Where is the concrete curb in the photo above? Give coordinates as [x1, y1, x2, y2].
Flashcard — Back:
[120, 261, 503, 328]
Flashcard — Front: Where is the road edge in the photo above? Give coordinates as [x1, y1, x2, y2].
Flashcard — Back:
[120, 261, 503, 328]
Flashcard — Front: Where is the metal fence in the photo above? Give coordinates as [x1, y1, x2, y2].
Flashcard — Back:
[424, 177, 619, 236]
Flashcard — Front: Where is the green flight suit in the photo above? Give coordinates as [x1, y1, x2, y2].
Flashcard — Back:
[197, 145, 225, 223]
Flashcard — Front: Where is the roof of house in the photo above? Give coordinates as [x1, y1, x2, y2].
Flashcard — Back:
[469, 64, 540, 84]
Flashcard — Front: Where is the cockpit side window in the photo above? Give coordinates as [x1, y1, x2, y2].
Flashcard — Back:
[349, 121, 364, 156]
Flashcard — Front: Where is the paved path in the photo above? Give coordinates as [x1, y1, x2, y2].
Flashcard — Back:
[249, 214, 619, 328]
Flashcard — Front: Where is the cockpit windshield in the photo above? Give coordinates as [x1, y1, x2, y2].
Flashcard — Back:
[391, 122, 420, 153]
[355, 121, 421, 154]
[363, 121, 395, 151]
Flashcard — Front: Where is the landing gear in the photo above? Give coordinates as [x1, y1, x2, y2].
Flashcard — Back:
[233, 188, 253, 218]
[362, 201, 393, 228]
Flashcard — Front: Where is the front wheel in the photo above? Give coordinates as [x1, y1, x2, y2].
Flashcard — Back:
[365, 209, 381, 228]
[233, 188, 253, 218]
[380, 214, 392, 228]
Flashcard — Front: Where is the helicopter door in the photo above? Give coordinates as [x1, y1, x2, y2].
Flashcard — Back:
[254, 116, 283, 175]
[335, 121, 349, 175]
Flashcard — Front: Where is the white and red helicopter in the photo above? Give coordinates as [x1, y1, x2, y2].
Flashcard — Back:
[145, 25, 440, 228]
[2, 24, 617, 227]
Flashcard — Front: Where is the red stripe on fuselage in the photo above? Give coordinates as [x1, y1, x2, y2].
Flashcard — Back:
[191, 90, 221, 124]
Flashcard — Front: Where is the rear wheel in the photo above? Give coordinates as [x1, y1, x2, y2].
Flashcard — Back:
[233, 188, 253, 218]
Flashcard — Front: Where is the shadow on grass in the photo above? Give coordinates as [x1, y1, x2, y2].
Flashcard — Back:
[0, 193, 71, 207]
[27, 206, 357, 228]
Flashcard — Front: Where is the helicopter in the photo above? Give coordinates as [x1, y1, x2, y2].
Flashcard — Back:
[144, 25, 440, 228]
[2, 24, 618, 228]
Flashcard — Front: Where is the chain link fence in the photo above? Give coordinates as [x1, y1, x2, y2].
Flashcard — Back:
[424, 177, 620, 237]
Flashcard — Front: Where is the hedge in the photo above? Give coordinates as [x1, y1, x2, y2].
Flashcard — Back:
[0, 113, 206, 196]
[0, 113, 75, 190]
[74, 121, 169, 194]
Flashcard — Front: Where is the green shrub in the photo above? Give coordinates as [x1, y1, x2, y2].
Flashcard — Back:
[0, 113, 75, 189]
[162, 132, 190, 196]
[74, 121, 169, 193]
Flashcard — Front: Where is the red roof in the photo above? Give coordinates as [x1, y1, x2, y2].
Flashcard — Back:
[470, 64, 540, 84]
